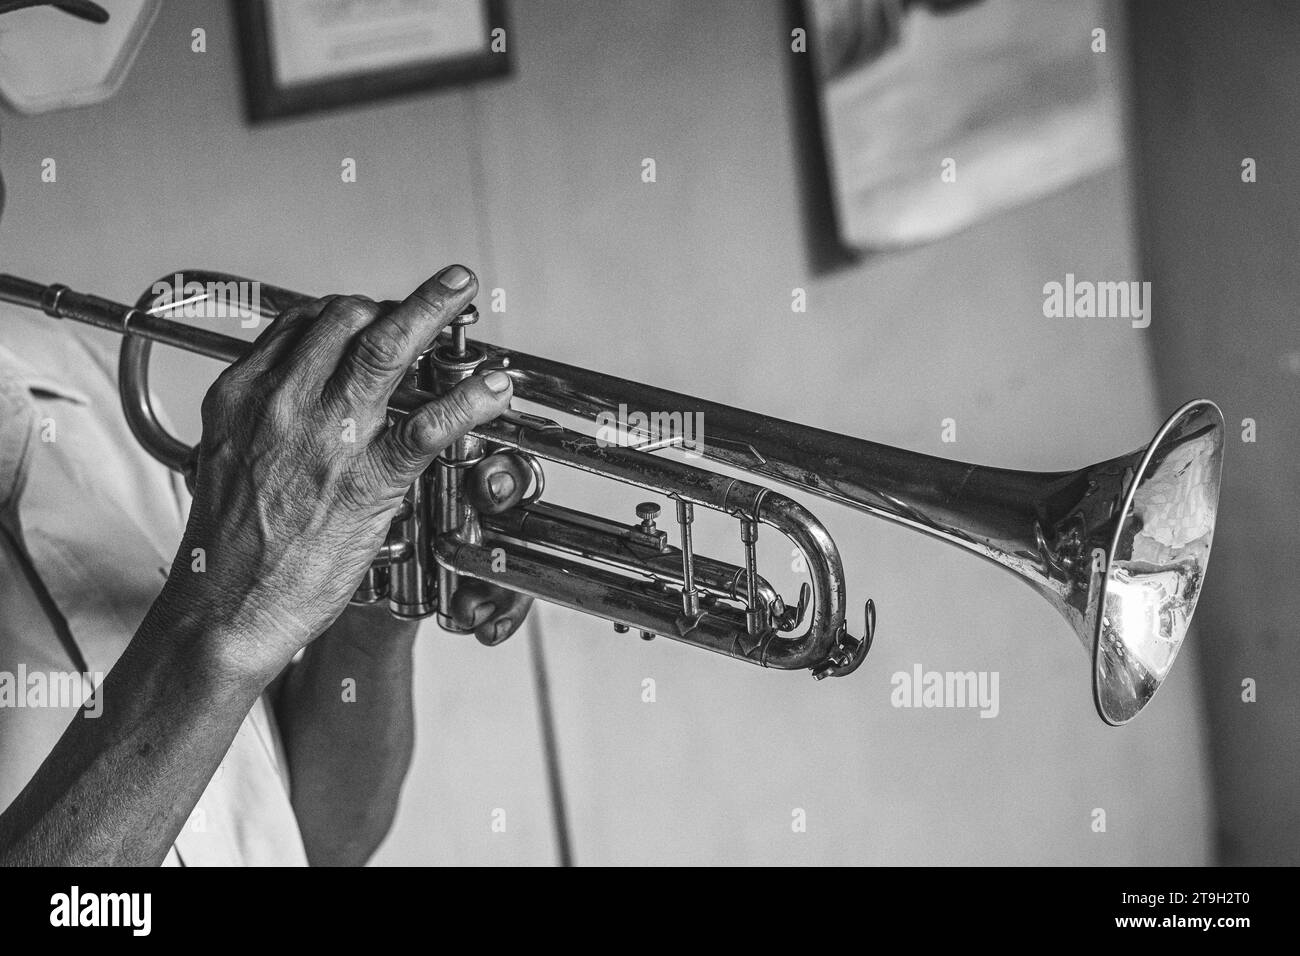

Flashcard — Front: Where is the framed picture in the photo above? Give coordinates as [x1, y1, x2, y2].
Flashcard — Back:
[803, 0, 1122, 251]
[235, 0, 510, 123]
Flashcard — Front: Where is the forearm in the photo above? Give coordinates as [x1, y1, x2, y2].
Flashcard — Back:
[275, 605, 417, 866]
[0, 596, 270, 866]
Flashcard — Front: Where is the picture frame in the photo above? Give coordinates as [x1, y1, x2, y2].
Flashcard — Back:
[802, 0, 1121, 252]
[234, 0, 511, 123]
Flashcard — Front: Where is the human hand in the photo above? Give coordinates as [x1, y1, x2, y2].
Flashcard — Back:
[163, 265, 512, 678]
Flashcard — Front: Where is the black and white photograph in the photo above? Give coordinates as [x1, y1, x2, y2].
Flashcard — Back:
[0, 0, 1292, 932]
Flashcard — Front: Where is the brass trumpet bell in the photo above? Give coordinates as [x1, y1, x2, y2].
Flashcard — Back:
[1085, 400, 1223, 724]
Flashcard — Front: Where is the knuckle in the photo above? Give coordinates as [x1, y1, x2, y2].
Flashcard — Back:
[350, 326, 407, 379]
[394, 405, 457, 463]
[376, 428, 423, 481]
[201, 368, 241, 419]
[274, 304, 308, 326]
[408, 408, 451, 453]
[411, 287, 450, 318]
[434, 388, 480, 432]
[379, 388, 490, 481]
[304, 294, 342, 319]
[263, 387, 300, 430]
[325, 295, 379, 325]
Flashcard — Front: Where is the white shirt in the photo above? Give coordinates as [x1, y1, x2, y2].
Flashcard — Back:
[0, 307, 307, 865]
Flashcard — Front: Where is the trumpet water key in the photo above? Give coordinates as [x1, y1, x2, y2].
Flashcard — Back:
[0, 271, 1226, 725]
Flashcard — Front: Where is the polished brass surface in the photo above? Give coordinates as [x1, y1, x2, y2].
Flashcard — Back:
[0, 271, 1225, 723]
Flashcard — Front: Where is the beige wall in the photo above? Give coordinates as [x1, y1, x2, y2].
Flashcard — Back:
[0, 0, 1213, 864]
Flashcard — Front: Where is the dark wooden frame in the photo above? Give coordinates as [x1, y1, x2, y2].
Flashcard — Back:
[234, 0, 511, 123]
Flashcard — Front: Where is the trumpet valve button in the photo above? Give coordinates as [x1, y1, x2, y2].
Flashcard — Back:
[448, 305, 479, 357]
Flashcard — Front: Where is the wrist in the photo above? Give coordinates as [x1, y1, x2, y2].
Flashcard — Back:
[141, 579, 309, 691]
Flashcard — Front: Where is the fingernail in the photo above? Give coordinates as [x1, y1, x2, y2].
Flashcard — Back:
[484, 370, 511, 392]
[492, 620, 514, 644]
[488, 471, 516, 502]
[436, 264, 473, 290]
[471, 603, 497, 627]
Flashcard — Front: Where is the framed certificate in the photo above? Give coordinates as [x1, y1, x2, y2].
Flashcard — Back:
[235, 0, 510, 122]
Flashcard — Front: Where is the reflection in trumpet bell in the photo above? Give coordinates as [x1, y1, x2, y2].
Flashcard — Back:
[1092, 399, 1223, 725]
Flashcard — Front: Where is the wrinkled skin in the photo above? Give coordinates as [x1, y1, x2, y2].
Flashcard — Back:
[168, 267, 532, 674]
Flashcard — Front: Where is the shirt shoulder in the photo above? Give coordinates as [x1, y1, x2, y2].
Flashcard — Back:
[0, 305, 115, 404]
[0, 306, 120, 514]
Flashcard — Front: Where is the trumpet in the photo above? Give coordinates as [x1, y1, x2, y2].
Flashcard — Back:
[0, 271, 1225, 725]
